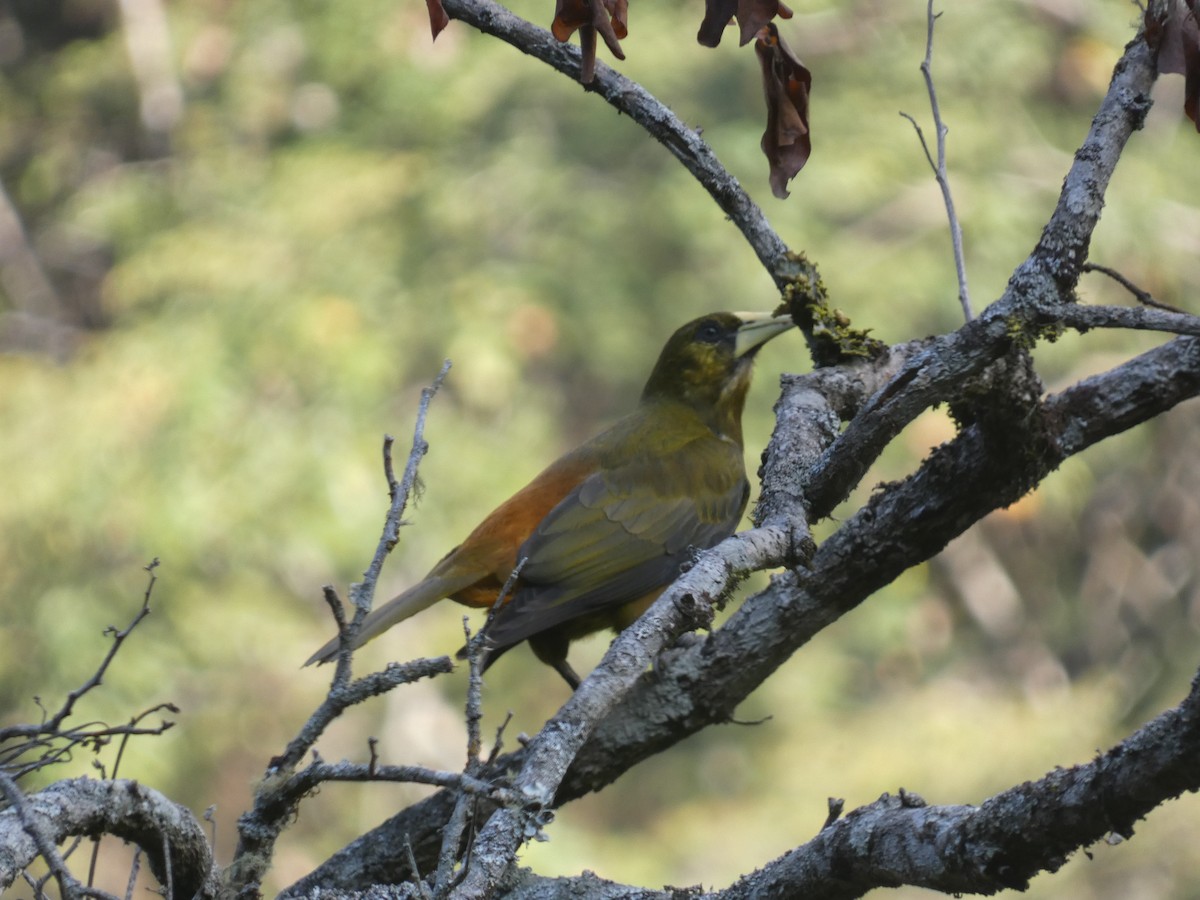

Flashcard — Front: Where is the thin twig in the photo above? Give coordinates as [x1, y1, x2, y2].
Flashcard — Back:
[269, 759, 517, 802]
[463, 616, 485, 769]
[268, 656, 453, 774]
[367, 737, 379, 777]
[329, 360, 452, 678]
[202, 806, 217, 855]
[1, 563, 173, 787]
[487, 712, 513, 766]
[463, 557, 526, 764]
[901, 0, 972, 320]
[159, 829, 173, 900]
[434, 782, 473, 895]
[435, 560, 527, 894]
[821, 797, 845, 830]
[404, 836, 432, 900]
[122, 849, 142, 900]
[229, 364, 457, 898]
[365, 360, 453, 592]
[3, 560, 159, 742]
[1082, 262, 1185, 312]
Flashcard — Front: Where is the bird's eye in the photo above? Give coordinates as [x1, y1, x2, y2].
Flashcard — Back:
[695, 320, 724, 344]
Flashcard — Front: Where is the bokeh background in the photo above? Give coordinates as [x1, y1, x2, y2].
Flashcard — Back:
[3, 0, 1200, 897]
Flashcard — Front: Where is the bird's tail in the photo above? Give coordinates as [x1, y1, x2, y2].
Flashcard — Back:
[303, 576, 457, 666]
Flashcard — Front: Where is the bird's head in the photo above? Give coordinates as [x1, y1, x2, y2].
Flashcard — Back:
[641, 311, 795, 440]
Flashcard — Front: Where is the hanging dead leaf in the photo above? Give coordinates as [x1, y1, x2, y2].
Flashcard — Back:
[426, 0, 450, 39]
[697, 0, 736, 46]
[553, 0, 628, 82]
[1148, 0, 1200, 130]
[698, 0, 792, 48]
[755, 23, 811, 198]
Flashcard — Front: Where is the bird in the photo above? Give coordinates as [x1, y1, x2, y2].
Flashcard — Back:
[305, 310, 795, 688]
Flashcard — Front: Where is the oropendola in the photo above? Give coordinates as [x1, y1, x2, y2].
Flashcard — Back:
[306, 310, 795, 688]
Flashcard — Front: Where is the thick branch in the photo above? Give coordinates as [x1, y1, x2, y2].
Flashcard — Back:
[0, 778, 217, 900]
[297, 660, 1200, 899]
[494, 664, 1200, 899]
[727, 664, 1200, 897]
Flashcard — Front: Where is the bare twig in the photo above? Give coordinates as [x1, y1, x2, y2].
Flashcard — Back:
[367, 737, 379, 777]
[122, 848, 141, 900]
[1082, 261, 1186, 312]
[327, 360, 452, 678]
[158, 829, 173, 900]
[202, 806, 216, 851]
[821, 798, 845, 831]
[230, 363, 457, 898]
[267, 760, 518, 802]
[463, 615, 486, 769]
[900, 0, 972, 320]
[435, 560, 527, 895]
[0, 562, 174, 784]
[267, 655, 453, 774]
[405, 837, 432, 900]
[2, 560, 158, 744]
[0, 563, 180, 899]
[434, 777, 473, 895]
[487, 712, 512, 765]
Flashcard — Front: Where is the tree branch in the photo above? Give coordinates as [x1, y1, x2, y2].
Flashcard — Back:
[0, 778, 217, 900]
[1054, 301, 1200, 336]
[486, 662, 1200, 899]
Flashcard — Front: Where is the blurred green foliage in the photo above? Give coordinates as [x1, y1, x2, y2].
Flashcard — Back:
[2, 0, 1200, 896]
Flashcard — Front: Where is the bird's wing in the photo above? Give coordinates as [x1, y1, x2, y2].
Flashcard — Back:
[482, 433, 749, 651]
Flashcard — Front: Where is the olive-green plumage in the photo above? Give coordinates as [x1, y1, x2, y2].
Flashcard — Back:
[306, 311, 794, 688]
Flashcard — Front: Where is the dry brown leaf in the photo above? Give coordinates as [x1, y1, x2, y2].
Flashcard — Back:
[698, 0, 791, 48]
[553, 0, 627, 82]
[755, 23, 811, 199]
[1148, 0, 1200, 130]
[697, 0, 737, 47]
[426, 0, 450, 39]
